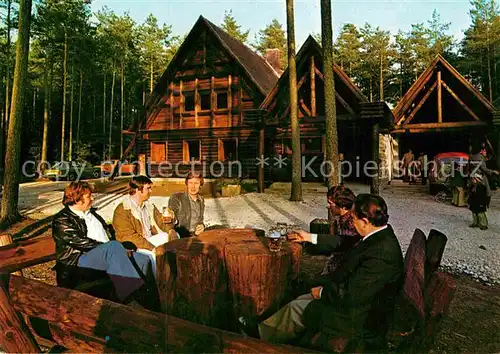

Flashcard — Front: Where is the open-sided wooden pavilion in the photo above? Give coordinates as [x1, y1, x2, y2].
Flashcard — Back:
[392, 54, 495, 159]
[131, 16, 279, 178]
[260, 35, 394, 183]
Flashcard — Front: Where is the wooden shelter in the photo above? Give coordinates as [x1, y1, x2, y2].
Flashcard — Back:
[133, 16, 279, 178]
[260, 36, 393, 182]
[392, 54, 495, 158]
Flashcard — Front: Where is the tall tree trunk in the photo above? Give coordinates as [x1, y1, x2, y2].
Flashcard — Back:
[379, 52, 384, 101]
[487, 42, 493, 102]
[150, 55, 153, 94]
[60, 32, 68, 162]
[109, 62, 116, 159]
[120, 61, 124, 158]
[286, 0, 302, 201]
[369, 75, 373, 102]
[103, 74, 107, 160]
[77, 70, 83, 157]
[1, 0, 12, 173]
[142, 82, 145, 105]
[321, 0, 340, 188]
[32, 89, 36, 123]
[69, 61, 74, 161]
[41, 59, 51, 170]
[1, 0, 33, 226]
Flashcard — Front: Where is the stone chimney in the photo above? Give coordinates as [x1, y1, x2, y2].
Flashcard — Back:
[265, 48, 283, 75]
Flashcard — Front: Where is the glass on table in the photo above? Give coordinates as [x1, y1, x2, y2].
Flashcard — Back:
[268, 231, 283, 252]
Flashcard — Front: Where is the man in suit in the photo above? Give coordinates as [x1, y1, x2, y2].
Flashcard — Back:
[168, 171, 205, 238]
[254, 194, 403, 350]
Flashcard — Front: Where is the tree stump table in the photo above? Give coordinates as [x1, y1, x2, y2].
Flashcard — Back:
[158, 229, 302, 331]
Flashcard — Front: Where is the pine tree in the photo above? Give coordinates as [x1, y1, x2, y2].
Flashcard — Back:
[221, 10, 249, 43]
[253, 19, 287, 69]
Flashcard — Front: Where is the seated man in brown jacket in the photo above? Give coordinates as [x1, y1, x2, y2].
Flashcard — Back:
[112, 176, 178, 274]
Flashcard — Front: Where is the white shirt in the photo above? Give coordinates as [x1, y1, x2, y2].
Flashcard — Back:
[69, 207, 110, 243]
[130, 198, 153, 239]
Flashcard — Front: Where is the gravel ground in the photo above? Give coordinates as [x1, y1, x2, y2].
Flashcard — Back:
[26, 180, 500, 285]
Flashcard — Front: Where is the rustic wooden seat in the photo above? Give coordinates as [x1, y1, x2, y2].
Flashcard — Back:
[303, 228, 455, 353]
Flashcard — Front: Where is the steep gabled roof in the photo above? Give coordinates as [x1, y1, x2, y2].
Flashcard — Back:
[393, 54, 493, 125]
[260, 35, 367, 111]
[151, 15, 278, 99]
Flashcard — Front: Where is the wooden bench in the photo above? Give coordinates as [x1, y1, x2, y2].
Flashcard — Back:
[0, 233, 320, 353]
[302, 227, 456, 353]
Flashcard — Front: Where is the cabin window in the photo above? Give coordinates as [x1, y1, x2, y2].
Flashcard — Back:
[301, 137, 323, 154]
[218, 139, 238, 161]
[184, 94, 195, 111]
[216, 92, 228, 109]
[200, 92, 211, 110]
[150, 142, 167, 162]
[183, 140, 201, 162]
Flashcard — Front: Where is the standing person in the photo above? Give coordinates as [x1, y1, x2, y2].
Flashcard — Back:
[418, 152, 428, 185]
[402, 149, 414, 183]
[168, 171, 206, 238]
[244, 194, 403, 351]
[52, 181, 160, 311]
[112, 176, 178, 275]
[468, 173, 489, 230]
[470, 141, 499, 208]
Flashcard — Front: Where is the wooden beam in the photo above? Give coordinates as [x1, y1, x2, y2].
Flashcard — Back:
[195, 78, 199, 128]
[437, 71, 442, 124]
[228, 75, 232, 126]
[310, 56, 316, 116]
[314, 67, 324, 80]
[179, 80, 183, 129]
[169, 82, 174, 129]
[336, 92, 354, 115]
[0, 235, 55, 274]
[394, 121, 487, 132]
[8, 275, 314, 353]
[441, 81, 481, 122]
[299, 99, 311, 116]
[211, 76, 216, 128]
[238, 76, 243, 126]
[297, 73, 308, 90]
[0, 282, 40, 353]
[0, 234, 22, 276]
[403, 81, 438, 125]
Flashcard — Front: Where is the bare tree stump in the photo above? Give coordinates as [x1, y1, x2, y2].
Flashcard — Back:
[161, 229, 302, 330]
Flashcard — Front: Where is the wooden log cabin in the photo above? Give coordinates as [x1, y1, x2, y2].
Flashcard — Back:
[260, 36, 394, 182]
[136, 16, 279, 178]
[392, 54, 495, 160]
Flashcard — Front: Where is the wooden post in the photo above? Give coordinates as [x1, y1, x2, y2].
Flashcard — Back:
[238, 78, 243, 126]
[310, 56, 316, 117]
[370, 122, 380, 195]
[258, 124, 265, 193]
[179, 80, 183, 129]
[195, 78, 199, 128]
[0, 276, 40, 353]
[0, 234, 22, 276]
[169, 82, 174, 130]
[437, 71, 442, 124]
[227, 75, 232, 126]
[211, 76, 215, 128]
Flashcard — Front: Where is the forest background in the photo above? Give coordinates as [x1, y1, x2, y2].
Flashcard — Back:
[0, 0, 498, 166]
